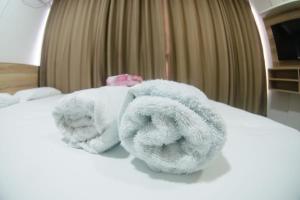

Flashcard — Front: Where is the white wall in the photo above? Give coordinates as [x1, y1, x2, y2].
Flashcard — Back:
[250, 0, 300, 130]
[250, 0, 299, 13]
[0, 0, 49, 65]
[250, 0, 272, 13]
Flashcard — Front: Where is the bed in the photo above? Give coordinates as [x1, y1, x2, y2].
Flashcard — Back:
[0, 92, 300, 200]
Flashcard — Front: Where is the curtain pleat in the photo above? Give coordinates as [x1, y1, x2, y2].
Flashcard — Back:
[165, 0, 266, 115]
[40, 0, 266, 115]
[41, 0, 166, 91]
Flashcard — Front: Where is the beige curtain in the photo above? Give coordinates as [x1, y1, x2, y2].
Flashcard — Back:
[164, 0, 266, 115]
[41, 0, 266, 115]
[40, 0, 166, 92]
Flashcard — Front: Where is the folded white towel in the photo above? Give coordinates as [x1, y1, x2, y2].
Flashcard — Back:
[53, 86, 129, 153]
[119, 80, 226, 174]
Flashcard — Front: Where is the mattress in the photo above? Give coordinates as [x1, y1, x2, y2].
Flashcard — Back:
[0, 95, 300, 200]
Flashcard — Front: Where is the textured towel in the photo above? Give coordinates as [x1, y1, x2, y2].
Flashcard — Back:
[119, 80, 226, 174]
[53, 86, 128, 153]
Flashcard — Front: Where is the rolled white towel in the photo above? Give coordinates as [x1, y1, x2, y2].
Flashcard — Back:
[53, 86, 129, 153]
[119, 80, 226, 174]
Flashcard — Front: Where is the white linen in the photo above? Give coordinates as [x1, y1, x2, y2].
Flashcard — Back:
[0, 93, 19, 108]
[0, 96, 300, 200]
[14, 87, 61, 102]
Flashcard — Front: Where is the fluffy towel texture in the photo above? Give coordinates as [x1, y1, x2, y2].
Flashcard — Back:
[119, 80, 226, 174]
[0, 93, 19, 108]
[53, 86, 129, 153]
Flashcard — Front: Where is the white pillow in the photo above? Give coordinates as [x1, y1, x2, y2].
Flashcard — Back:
[14, 87, 62, 102]
[0, 93, 20, 108]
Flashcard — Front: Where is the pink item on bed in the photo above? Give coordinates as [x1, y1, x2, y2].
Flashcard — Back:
[106, 74, 143, 87]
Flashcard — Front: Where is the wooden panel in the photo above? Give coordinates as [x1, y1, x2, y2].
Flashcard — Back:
[0, 63, 39, 94]
[268, 68, 300, 94]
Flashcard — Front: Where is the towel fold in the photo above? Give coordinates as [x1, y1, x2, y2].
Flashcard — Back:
[53, 86, 128, 153]
[119, 80, 226, 174]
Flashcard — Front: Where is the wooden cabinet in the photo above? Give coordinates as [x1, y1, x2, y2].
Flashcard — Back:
[264, 5, 300, 94]
[268, 67, 300, 94]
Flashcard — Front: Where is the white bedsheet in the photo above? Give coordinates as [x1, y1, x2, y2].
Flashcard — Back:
[0, 95, 299, 200]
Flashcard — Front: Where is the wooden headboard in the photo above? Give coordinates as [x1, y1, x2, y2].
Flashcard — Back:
[0, 63, 39, 94]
